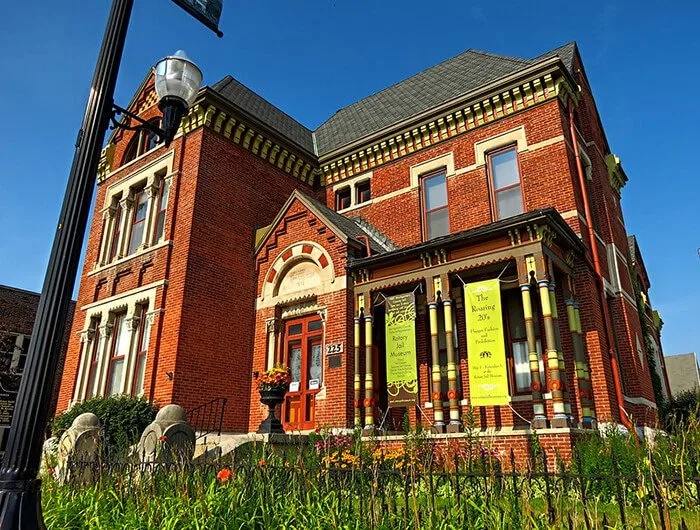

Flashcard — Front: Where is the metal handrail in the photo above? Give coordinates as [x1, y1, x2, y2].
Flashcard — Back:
[186, 397, 227, 440]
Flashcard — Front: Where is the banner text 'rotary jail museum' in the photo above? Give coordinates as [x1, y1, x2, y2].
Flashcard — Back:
[464, 279, 509, 406]
[385, 293, 419, 406]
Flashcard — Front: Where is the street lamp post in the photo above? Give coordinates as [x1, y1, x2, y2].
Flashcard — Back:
[0, 1, 202, 527]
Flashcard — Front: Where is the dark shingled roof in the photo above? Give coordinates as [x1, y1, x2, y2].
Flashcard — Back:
[301, 193, 396, 254]
[211, 76, 315, 154]
[210, 42, 578, 158]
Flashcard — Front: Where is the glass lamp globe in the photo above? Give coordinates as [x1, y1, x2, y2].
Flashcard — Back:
[154, 51, 203, 146]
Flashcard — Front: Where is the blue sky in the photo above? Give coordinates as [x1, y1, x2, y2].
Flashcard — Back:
[0, 1, 698, 356]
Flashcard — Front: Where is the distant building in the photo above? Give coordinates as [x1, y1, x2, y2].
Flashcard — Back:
[0, 285, 75, 449]
[56, 41, 669, 458]
[665, 353, 700, 398]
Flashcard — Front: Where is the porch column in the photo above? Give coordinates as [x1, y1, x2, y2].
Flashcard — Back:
[570, 301, 597, 426]
[538, 280, 570, 427]
[443, 299, 462, 432]
[549, 284, 573, 420]
[363, 314, 374, 430]
[428, 301, 445, 432]
[520, 283, 547, 428]
[353, 316, 362, 427]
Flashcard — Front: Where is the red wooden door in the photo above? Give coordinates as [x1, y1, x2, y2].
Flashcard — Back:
[282, 315, 323, 430]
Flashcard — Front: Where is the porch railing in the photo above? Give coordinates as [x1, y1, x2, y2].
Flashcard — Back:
[186, 397, 227, 440]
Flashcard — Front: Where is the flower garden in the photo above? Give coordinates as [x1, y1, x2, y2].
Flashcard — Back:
[40, 403, 700, 529]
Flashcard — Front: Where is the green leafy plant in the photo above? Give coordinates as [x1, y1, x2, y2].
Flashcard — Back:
[51, 395, 158, 454]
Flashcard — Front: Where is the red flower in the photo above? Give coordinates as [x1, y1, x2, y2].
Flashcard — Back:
[159, 435, 167, 442]
[217, 468, 232, 483]
[258, 459, 266, 467]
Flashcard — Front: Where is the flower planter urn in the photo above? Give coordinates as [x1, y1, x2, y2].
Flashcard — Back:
[257, 388, 285, 434]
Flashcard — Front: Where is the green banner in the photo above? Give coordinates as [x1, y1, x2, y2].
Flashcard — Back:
[464, 279, 509, 406]
[385, 293, 418, 406]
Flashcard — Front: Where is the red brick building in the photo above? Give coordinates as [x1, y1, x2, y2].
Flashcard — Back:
[0, 285, 75, 449]
[56, 42, 669, 454]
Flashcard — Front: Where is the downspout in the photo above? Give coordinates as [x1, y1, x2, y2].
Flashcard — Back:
[568, 101, 634, 434]
[356, 235, 372, 258]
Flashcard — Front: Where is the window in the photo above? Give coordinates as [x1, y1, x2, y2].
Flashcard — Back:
[122, 119, 162, 165]
[132, 308, 151, 396]
[109, 201, 123, 261]
[356, 180, 371, 204]
[105, 314, 129, 396]
[335, 187, 351, 211]
[127, 190, 148, 255]
[153, 178, 170, 243]
[86, 321, 102, 398]
[505, 291, 545, 394]
[488, 147, 524, 219]
[421, 171, 450, 240]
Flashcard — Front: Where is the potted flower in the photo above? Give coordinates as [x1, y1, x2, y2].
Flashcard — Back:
[256, 365, 291, 434]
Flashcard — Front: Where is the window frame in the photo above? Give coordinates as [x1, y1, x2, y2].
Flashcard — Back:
[355, 179, 371, 205]
[131, 308, 151, 397]
[104, 313, 127, 396]
[335, 186, 351, 211]
[121, 119, 162, 165]
[420, 169, 450, 241]
[127, 189, 148, 255]
[503, 288, 547, 396]
[487, 145, 525, 221]
[152, 177, 170, 244]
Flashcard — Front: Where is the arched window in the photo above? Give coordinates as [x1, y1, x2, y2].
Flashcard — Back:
[121, 119, 162, 165]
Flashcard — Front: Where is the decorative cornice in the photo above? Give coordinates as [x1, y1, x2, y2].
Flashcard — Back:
[178, 100, 319, 185]
[322, 72, 579, 185]
[605, 153, 628, 194]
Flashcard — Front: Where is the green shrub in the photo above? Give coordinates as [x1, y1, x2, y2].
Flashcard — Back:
[51, 396, 157, 454]
[661, 389, 699, 430]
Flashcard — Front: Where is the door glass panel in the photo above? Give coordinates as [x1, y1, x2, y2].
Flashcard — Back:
[289, 343, 302, 391]
[308, 342, 322, 389]
[512, 341, 530, 392]
[308, 319, 323, 332]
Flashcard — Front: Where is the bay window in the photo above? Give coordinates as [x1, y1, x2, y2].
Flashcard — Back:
[488, 147, 524, 219]
[421, 170, 450, 240]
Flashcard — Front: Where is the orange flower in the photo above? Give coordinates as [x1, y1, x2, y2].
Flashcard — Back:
[258, 459, 266, 467]
[217, 468, 232, 483]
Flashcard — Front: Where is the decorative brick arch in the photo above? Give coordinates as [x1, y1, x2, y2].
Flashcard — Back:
[261, 241, 335, 302]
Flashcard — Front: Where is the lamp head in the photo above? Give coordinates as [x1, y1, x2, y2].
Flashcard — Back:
[154, 51, 202, 146]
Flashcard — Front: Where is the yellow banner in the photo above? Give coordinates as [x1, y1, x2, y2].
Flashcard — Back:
[385, 293, 418, 406]
[464, 279, 509, 406]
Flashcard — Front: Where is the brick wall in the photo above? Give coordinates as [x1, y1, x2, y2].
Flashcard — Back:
[0, 285, 75, 415]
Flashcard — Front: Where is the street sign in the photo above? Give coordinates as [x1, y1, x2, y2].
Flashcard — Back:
[171, 0, 224, 37]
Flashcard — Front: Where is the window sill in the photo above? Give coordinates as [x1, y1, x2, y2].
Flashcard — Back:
[89, 239, 172, 277]
[336, 199, 373, 214]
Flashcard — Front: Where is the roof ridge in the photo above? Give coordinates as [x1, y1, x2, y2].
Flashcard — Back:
[314, 48, 489, 130]
[468, 49, 531, 65]
[212, 74, 314, 133]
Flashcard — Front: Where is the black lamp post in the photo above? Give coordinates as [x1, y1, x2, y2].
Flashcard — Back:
[0, 1, 202, 528]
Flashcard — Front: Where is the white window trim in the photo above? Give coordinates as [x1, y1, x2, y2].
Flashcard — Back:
[334, 171, 373, 212]
[409, 152, 454, 188]
[474, 126, 527, 166]
[96, 151, 175, 268]
[74, 282, 163, 403]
